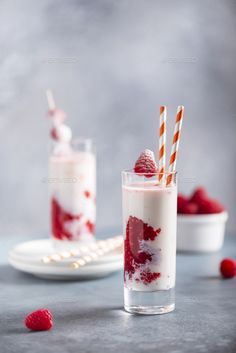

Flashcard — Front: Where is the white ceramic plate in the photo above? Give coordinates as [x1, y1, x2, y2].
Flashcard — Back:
[9, 239, 122, 265]
[8, 238, 123, 280]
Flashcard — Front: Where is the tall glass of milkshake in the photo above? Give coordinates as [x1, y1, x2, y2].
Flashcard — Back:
[49, 138, 96, 248]
[122, 170, 177, 315]
[45, 91, 96, 249]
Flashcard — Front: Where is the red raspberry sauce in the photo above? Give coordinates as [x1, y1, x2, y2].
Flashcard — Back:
[124, 216, 161, 284]
[84, 190, 91, 198]
[51, 198, 82, 240]
[51, 198, 95, 240]
[86, 220, 95, 234]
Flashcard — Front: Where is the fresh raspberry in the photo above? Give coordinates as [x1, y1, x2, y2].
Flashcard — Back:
[25, 309, 53, 331]
[198, 198, 225, 214]
[220, 258, 236, 279]
[134, 149, 158, 178]
[181, 202, 198, 214]
[189, 187, 208, 204]
[177, 194, 188, 213]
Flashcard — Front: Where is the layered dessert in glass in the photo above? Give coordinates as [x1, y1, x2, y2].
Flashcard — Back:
[46, 93, 96, 248]
[50, 139, 96, 247]
[122, 168, 177, 314]
[122, 106, 184, 314]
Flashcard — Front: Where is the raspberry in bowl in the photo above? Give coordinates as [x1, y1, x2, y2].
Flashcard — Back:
[177, 187, 228, 252]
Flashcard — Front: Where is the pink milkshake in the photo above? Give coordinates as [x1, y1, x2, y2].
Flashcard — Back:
[50, 140, 96, 247]
[123, 181, 177, 292]
[122, 106, 184, 314]
[46, 91, 96, 248]
[122, 170, 177, 314]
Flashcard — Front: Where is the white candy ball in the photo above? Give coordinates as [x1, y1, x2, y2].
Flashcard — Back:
[55, 124, 72, 143]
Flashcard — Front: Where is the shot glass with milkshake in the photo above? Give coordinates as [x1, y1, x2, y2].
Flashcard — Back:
[122, 106, 184, 314]
[46, 91, 96, 249]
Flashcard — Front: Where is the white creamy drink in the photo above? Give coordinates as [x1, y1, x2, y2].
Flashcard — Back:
[123, 181, 177, 291]
[50, 150, 96, 244]
[46, 93, 96, 247]
[122, 106, 184, 314]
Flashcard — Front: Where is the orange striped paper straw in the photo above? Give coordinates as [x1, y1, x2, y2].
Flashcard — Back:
[166, 105, 184, 186]
[159, 106, 167, 183]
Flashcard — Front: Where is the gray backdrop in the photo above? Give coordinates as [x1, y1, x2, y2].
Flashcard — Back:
[1, 0, 236, 237]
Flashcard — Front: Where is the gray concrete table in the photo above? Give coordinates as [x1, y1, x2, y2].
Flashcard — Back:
[0, 232, 235, 353]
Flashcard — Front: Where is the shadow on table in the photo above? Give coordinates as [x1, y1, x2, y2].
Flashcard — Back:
[1, 306, 134, 337]
[2, 327, 29, 335]
[195, 275, 221, 281]
[0, 264, 41, 285]
[0, 264, 117, 285]
[54, 304, 158, 325]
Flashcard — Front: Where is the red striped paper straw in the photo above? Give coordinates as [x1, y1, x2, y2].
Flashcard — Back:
[159, 106, 167, 183]
[166, 105, 184, 186]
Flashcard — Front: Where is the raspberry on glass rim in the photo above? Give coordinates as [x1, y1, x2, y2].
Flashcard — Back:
[134, 149, 158, 178]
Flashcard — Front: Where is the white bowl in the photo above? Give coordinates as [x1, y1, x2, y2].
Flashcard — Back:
[177, 211, 228, 253]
